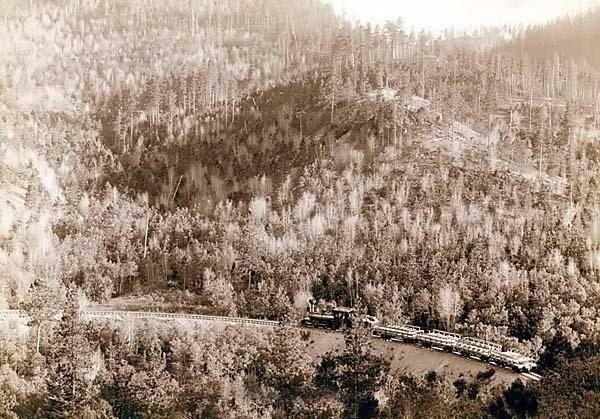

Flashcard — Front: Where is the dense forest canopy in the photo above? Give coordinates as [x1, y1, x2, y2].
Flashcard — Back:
[1, 0, 600, 417]
[506, 8, 600, 70]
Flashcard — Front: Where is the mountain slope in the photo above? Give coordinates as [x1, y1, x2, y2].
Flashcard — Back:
[506, 8, 600, 71]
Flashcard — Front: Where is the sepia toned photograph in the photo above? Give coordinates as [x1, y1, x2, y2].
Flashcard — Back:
[1, 0, 599, 417]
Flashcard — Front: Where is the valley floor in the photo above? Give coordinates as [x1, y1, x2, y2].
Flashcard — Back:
[304, 329, 526, 386]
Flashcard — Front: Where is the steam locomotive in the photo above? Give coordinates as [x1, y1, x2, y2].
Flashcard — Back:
[299, 299, 378, 329]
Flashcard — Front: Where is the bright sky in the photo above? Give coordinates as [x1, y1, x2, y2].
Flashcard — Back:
[328, 0, 600, 32]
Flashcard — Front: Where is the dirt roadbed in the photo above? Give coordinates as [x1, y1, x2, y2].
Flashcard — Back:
[303, 329, 521, 386]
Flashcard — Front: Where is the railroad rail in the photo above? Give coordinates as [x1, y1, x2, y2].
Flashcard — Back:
[0, 309, 279, 327]
[80, 310, 280, 327]
[0, 310, 26, 318]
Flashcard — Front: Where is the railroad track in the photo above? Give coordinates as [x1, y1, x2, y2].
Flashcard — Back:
[520, 371, 542, 382]
[0, 310, 26, 318]
[81, 310, 280, 327]
[0, 309, 279, 327]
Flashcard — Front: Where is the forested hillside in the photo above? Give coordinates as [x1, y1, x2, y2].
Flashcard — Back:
[1, 0, 600, 417]
[507, 8, 600, 71]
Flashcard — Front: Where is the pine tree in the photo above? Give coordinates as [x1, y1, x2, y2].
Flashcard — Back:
[44, 290, 109, 418]
[555, 102, 572, 178]
[260, 326, 314, 416]
[21, 277, 66, 354]
[320, 323, 390, 419]
[324, 66, 343, 124]
[556, 103, 571, 149]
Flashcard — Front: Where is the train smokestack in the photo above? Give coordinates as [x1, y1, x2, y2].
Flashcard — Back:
[307, 298, 316, 313]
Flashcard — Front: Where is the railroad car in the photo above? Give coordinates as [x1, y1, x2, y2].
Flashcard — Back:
[420, 329, 462, 352]
[489, 350, 538, 372]
[372, 324, 424, 342]
[371, 322, 538, 372]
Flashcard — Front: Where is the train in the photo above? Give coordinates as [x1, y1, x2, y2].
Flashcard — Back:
[300, 301, 538, 373]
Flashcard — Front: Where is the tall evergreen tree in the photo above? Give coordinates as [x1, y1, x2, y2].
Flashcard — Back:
[21, 277, 66, 354]
[318, 323, 390, 419]
[44, 289, 110, 418]
[553, 102, 572, 177]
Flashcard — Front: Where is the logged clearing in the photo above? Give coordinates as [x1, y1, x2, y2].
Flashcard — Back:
[303, 329, 520, 386]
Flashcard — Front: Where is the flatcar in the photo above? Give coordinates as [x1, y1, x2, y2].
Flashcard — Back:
[489, 350, 537, 372]
[420, 329, 462, 351]
[372, 324, 424, 342]
[371, 322, 538, 372]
